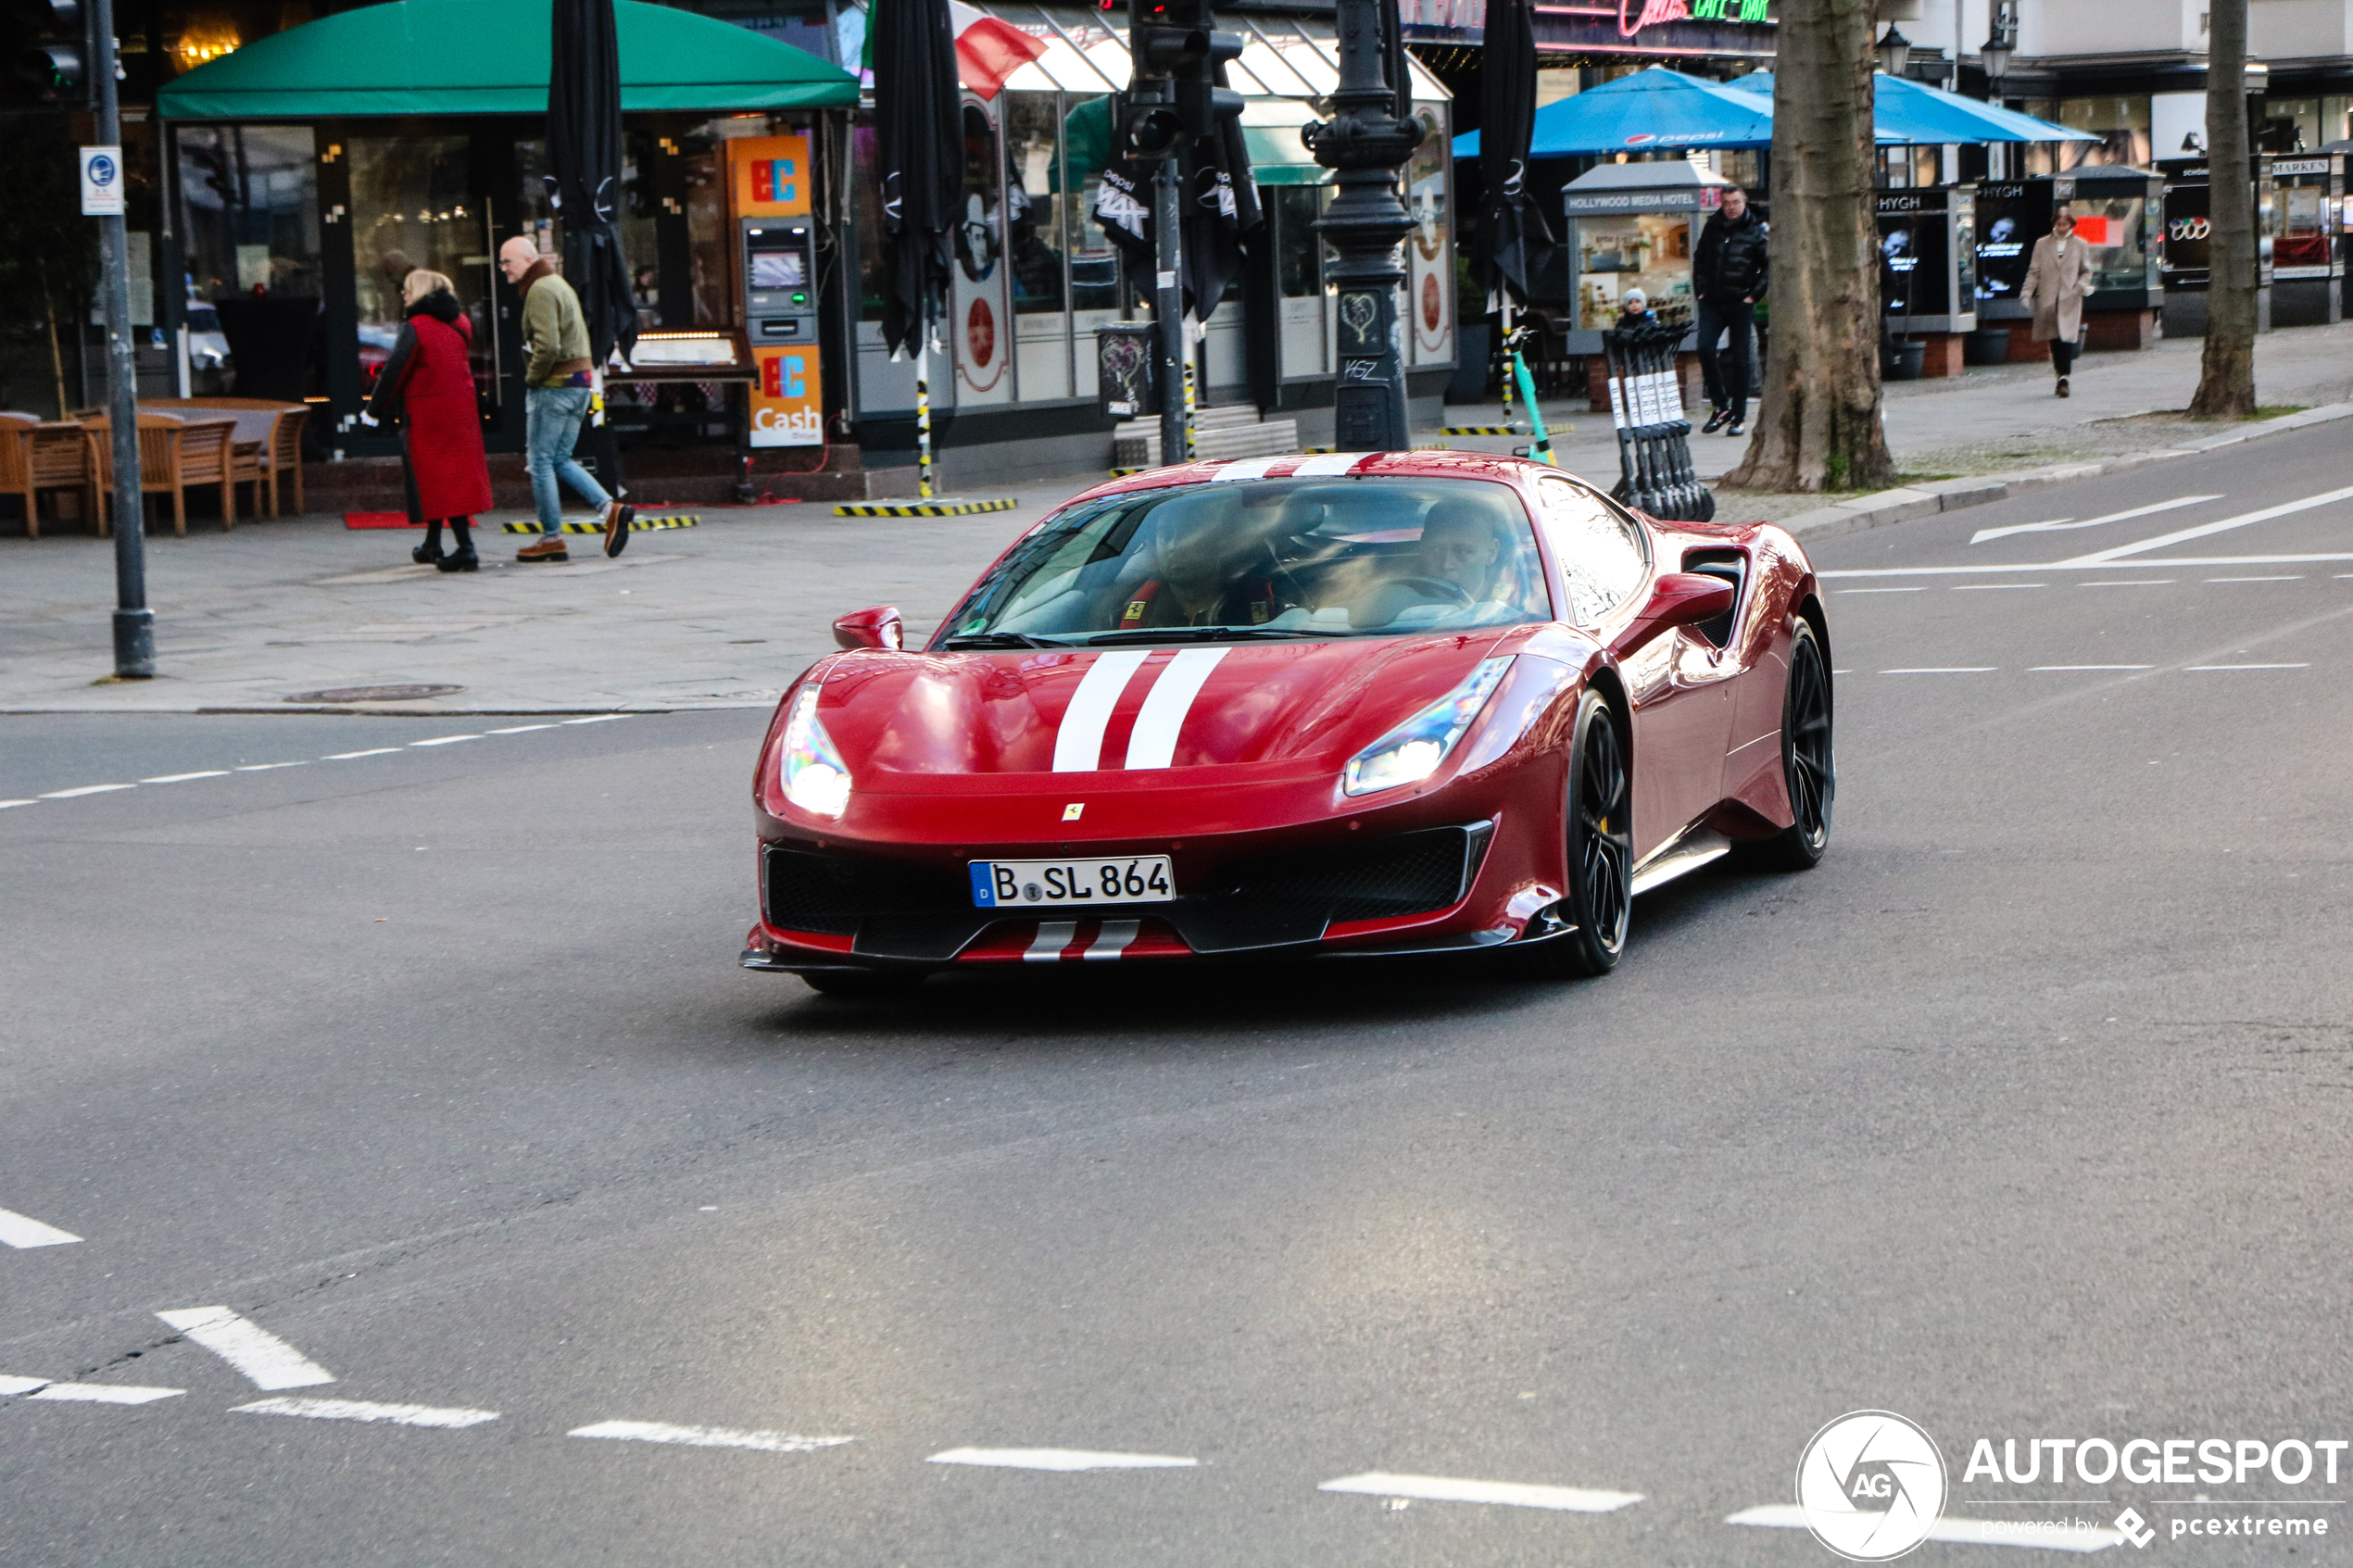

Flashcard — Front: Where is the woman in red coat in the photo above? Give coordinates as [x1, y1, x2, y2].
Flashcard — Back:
[365, 270, 494, 571]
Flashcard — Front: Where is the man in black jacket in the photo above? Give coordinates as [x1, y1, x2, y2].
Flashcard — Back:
[1692, 185, 1768, 436]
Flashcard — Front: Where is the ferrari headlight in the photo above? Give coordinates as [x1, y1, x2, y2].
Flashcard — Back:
[1343, 657, 1514, 797]
[778, 684, 852, 818]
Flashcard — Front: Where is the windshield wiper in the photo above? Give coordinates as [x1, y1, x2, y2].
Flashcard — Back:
[1082, 626, 1329, 646]
[939, 631, 1073, 649]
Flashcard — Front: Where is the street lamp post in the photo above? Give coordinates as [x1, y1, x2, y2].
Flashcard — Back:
[1303, 0, 1422, 453]
[94, 0, 151, 677]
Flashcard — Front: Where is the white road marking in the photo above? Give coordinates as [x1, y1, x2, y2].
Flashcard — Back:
[1825, 552, 2353, 579]
[233, 761, 308, 771]
[1881, 667, 1997, 674]
[0, 799, 35, 809]
[233, 1397, 497, 1428]
[1838, 586, 1926, 594]
[1124, 647, 1228, 769]
[2082, 580, 2173, 587]
[2065, 483, 2353, 564]
[2204, 574, 2301, 583]
[2, 1376, 183, 1404]
[141, 771, 230, 784]
[1051, 650, 1151, 772]
[929, 1447, 1198, 1472]
[1320, 1472, 1643, 1512]
[1969, 493, 2221, 546]
[40, 784, 135, 797]
[1024, 921, 1079, 962]
[2184, 663, 2309, 671]
[567, 1420, 854, 1453]
[1951, 583, 2045, 591]
[409, 735, 483, 746]
[561, 714, 633, 724]
[0, 1207, 82, 1248]
[1085, 920, 1141, 960]
[485, 724, 559, 734]
[1729, 1503, 2123, 1553]
[155, 1306, 335, 1389]
[322, 748, 403, 759]
[2031, 665, 2154, 671]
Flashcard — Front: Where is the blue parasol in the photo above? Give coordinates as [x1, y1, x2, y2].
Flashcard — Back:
[1452, 68, 1776, 159]
[1718, 71, 2100, 145]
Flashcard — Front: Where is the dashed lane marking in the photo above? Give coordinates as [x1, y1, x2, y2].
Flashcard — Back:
[39, 784, 134, 797]
[2031, 665, 2155, 671]
[1881, 667, 1998, 674]
[569, 1420, 855, 1454]
[2, 1374, 182, 1404]
[2184, 663, 2309, 671]
[323, 748, 403, 759]
[0, 799, 33, 809]
[1838, 586, 1925, 594]
[1951, 583, 2046, 591]
[0, 1206, 82, 1248]
[233, 761, 308, 771]
[233, 1397, 497, 1428]
[1320, 1472, 1643, 1512]
[155, 1307, 335, 1390]
[928, 1448, 1198, 1472]
[1729, 1504, 2124, 1553]
[485, 723, 559, 734]
[141, 771, 230, 784]
[409, 735, 484, 747]
[2082, 580, 2173, 587]
[2205, 574, 2303, 583]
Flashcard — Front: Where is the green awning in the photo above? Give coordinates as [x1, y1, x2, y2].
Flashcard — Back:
[1244, 125, 1329, 186]
[157, 0, 860, 120]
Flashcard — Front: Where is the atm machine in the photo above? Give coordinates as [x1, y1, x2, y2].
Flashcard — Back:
[729, 132, 825, 448]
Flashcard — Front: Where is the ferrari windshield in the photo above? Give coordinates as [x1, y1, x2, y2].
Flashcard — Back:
[937, 477, 1552, 646]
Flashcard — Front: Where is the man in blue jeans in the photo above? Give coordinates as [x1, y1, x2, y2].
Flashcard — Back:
[497, 235, 634, 562]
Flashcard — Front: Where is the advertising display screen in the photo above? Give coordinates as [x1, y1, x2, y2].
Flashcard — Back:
[1974, 182, 2053, 306]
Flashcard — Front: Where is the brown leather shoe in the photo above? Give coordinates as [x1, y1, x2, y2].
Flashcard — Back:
[601, 500, 635, 558]
[516, 535, 569, 563]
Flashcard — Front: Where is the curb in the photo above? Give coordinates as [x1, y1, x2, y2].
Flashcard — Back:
[1758, 400, 2353, 543]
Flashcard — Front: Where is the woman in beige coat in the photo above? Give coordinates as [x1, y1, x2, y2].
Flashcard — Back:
[2022, 211, 2097, 397]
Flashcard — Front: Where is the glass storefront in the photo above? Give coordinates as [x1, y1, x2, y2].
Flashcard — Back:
[348, 135, 493, 405]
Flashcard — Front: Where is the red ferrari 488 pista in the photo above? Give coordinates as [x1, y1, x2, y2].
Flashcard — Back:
[743, 451, 1831, 994]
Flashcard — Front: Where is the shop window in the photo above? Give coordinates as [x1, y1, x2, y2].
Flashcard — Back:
[1274, 185, 1321, 297]
[1063, 97, 1122, 313]
[1005, 94, 1065, 315]
[1575, 212, 1692, 331]
[350, 136, 493, 407]
[852, 117, 886, 321]
[681, 127, 731, 330]
[622, 130, 663, 330]
[2056, 96, 2150, 170]
[177, 125, 322, 300]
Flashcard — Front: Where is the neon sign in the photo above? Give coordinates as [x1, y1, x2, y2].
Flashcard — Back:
[1621, 0, 1768, 33]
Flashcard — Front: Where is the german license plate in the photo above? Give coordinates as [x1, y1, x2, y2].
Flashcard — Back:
[970, 855, 1175, 908]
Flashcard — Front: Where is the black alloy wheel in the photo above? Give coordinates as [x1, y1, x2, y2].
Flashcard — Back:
[1516, 689, 1632, 978]
[1737, 616, 1834, 871]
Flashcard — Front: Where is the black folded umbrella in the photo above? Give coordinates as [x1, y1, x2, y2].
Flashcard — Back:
[875, 0, 962, 358]
[1471, 0, 1553, 310]
[548, 0, 637, 368]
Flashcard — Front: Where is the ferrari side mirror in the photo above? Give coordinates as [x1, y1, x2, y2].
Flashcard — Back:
[832, 605, 905, 651]
[1645, 572, 1737, 629]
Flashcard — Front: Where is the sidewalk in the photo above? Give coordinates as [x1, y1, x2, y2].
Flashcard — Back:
[6, 321, 2350, 714]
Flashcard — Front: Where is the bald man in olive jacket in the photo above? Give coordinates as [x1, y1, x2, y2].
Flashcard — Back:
[497, 235, 634, 561]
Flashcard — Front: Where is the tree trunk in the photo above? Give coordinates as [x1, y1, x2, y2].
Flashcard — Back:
[1724, 0, 1892, 493]
[2189, 0, 2257, 419]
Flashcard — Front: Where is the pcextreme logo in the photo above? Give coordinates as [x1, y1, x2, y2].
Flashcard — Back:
[1797, 1411, 1948, 1560]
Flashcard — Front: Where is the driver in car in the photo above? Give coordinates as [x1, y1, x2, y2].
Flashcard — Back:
[1114, 492, 1307, 630]
[1356, 497, 1522, 626]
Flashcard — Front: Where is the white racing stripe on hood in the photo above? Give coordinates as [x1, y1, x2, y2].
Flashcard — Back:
[1211, 456, 1290, 483]
[1289, 451, 1369, 476]
[1123, 647, 1229, 769]
[1051, 650, 1151, 772]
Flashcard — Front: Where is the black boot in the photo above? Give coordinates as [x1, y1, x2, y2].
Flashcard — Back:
[436, 543, 478, 572]
[411, 538, 445, 565]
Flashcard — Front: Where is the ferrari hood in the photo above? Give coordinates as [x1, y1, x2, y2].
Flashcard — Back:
[811, 634, 1511, 786]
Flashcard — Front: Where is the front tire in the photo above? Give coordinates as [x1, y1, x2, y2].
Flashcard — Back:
[1735, 616, 1833, 871]
[1514, 689, 1632, 979]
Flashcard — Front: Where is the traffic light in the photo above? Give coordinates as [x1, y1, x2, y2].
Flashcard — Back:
[16, 0, 86, 104]
[1126, 0, 1241, 147]
[1115, 92, 1184, 160]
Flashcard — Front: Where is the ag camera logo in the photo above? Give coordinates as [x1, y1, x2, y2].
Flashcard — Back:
[1797, 1411, 1948, 1561]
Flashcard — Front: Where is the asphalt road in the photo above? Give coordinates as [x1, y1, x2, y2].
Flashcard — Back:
[4, 426, 2351, 1566]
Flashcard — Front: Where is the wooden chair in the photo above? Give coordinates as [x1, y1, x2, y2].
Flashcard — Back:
[0, 413, 101, 538]
[132, 396, 307, 515]
[84, 412, 239, 535]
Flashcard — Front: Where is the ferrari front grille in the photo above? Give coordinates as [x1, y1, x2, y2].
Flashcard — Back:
[761, 847, 968, 935]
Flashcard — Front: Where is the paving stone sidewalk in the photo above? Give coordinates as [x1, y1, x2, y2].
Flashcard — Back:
[6, 320, 2349, 714]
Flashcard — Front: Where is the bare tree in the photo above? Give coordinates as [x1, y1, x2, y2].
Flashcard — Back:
[2188, 0, 2257, 418]
[1725, 0, 1892, 494]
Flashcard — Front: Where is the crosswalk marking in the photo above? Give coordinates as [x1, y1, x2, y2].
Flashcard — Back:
[0, 1206, 81, 1248]
[155, 1307, 335, 1390]
[567, 1420, 854, 1454]
[233, 1397, 497, 1428]
[1319, 1472, 1643, 1512]
[928, 1448, 1197, 1472]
